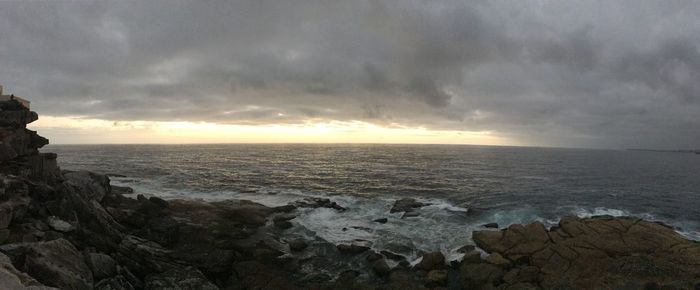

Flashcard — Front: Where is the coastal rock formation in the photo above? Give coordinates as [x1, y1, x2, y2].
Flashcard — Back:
[472, 216, 700, 289]
[0, 90, 699, 290]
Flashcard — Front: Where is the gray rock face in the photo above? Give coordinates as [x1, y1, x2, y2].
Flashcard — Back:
[115, 235, 184, 277]
[64, 171, 111, 202]
[144, 267, 219, 290]
[0, 252, 58, 290]
[390, 198, 426, 213]
[94, 275, 134, 290]
[2, 239, 93, 290]
[86, 253, 117, 281]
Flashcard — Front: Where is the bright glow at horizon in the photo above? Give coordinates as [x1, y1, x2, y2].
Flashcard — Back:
[32, 116, 513, 145]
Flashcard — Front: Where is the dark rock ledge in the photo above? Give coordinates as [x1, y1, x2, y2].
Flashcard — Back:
[0, 93, 699, 290]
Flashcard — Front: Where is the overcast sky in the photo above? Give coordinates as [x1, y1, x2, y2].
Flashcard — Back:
[1, 0, 699, 148]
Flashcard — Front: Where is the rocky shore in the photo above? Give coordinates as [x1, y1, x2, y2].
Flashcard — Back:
[0, 94, 699, 289]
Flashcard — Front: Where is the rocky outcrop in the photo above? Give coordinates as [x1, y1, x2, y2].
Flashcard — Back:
[472, 215, 700, 289]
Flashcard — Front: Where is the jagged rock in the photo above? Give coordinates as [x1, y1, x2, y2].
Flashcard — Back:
[144, 267, 218, 290]
[461, 250, 483, 264]
[373, 218, 388, 223]
[115, 235, 184, 278]
[274, 220, 293, 229]
[86, 253, 117, 281]
[94, 275, 134, 290]
[390, 198, 426, 213]
[292, 197, 346, 211]
[415, 251, 445, 271]
[337, 240, 371, 254]
[1, 238, 93, 290]
[64, 171, 111, 202]
[0, 252, 58, 289]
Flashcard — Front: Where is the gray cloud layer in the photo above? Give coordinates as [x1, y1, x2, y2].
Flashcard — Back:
[1, 0, 699, 148]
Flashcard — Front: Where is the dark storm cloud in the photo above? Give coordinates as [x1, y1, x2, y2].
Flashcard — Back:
[1, 0, 699, 148]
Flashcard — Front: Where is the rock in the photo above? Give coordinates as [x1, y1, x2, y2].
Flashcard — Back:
[0, 252, 58, 289]
[472, 216, 700, 289]
[390, 198, 426, 213]
[425, 269, 448, 287]
[110, 186, 133, 195]
[46, 216, 73, 232]
[461, 250, 483, 265]
[148, 197, 168, 209]
[0, 203, 12, 229]
[293, 197, 346, 211]
[0, 229, 10, 244]
[371, 258, 391, 276]
[2, 239, 93, 290]
[366, 251, 383, 262]
[482, 222, 499, 229]
[144, 267, 218, 290]
[63, 171, 111, 202]
[373, 218, 388, 224]
[485, 252, 511, 268]
[380, 250, 406, 261]
[287, 238, 308, 252]
[456, 245, 476, 253]
[337, 241, 371, 254]
[459, 263, 503, 290]
[86, 253, 117, 281]
[115, 235, 184, 277]
[415, 251, 445, 271]
[274, 220, 293, 229]
[401, 211, 420, 218]
[94, 275, 134, 290]
[272, 213, 296, 222]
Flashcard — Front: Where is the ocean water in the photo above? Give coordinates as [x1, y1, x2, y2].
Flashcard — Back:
[45, 144, 700, 261]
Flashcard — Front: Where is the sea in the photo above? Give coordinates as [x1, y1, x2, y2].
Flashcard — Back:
[45, 144, 700, 261]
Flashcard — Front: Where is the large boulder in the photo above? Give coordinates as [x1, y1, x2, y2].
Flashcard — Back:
[115, 235, 184, 278]
[63, 171, 111, 202]
[0, 239, 93, 290]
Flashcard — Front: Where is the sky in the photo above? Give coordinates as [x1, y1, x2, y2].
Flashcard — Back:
[1, 0, 699, 148]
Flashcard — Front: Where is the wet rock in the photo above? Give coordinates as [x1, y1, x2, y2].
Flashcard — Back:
[390, 198, 426, 213]
[274, 220, 293, 229]
[456, 245, 476, 253]
[272, 213, 296, 222]
[86, 253, 117, 281]
[371, 258, 391, 276]
[373, 218, 388, 224]
[287, 238, 308, 252]
[293, 197, 346, 211]
[415, 251, 445, 271]
[337, 241, 371, 254]
[380, 250, 407, 261]
[110, 186, 133, 195]
[401, 211, 420, 218]
[461, 250, 483, 265]
[144, 267, 218, 290]
[148, 196, 168, 209]
[482, 222, 499, 229]
[425, 269, 448, 287]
